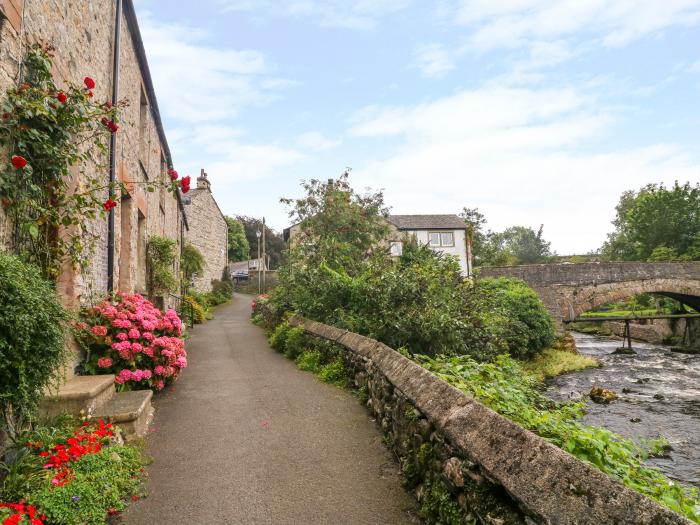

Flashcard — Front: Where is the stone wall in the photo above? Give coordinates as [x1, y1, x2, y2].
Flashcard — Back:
[184, 171, 227, 292]
[0, 0, 185, 305]
[288, 315, 692, 525]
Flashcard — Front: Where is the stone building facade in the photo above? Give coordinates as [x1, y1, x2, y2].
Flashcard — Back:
[0, 0, 187, 308]
[184, 170, 228, 292]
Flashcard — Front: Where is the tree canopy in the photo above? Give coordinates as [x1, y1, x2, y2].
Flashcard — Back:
[224, 216, 250, 263]
[601, 181, 700, 261]
[460, 207, 554, 267]
[235, 215, 285, 269]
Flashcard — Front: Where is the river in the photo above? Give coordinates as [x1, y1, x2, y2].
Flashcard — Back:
[548, 332, 700, 488]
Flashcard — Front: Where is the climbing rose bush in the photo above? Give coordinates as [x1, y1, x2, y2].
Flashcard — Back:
[76, 293, 187, 391]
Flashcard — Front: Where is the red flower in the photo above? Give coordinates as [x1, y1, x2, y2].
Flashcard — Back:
[103, 198, 117, 211]
[101, 117, 119, 133]
[84, 77, 95, 89]
[11, 155, 27, 169]
[87, 90, 94, 98]
[167, 169, 178, 181]
[179, 175, 191, 193]
[57, 91, 67, 103]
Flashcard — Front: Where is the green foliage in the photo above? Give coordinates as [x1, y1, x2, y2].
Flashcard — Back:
[146, 235, 178, 296]
[283, 327, 306, 360]
[418, 354, 700, 522]
[522, 349, 600, 381]
[236, 215, 285, 269]
[225, 216, 250, 262]
[183, 294, 207, 324]
[317, 358, 346, 386]
[0, 252, 68, 438]
[296, 349, 322, 373]
[477, 277, 555, 358]
[205, 279, 233, 306]
[601, 182, 700, 261]
[27, 445, 145, 525]
[461, 208, 554, 266]
[272, 178, 554, 361]
[268, 321, 291, 352]
[181, 243, 205, 289]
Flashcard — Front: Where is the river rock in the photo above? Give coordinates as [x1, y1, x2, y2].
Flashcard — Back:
[653, 393, 665, 400]
[589, 387, 618, 404]
[613, 347, 636, 355]
[629, 417, 641, 423]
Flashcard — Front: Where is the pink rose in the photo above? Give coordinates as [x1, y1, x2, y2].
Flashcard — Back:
[91, 325, 108, 337]
[97, 357, 113, 368]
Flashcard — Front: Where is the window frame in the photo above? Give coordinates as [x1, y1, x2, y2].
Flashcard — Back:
[428, 231, 455, 248]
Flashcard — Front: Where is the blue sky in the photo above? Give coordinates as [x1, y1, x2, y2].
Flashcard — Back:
[133, 0, 700, 254]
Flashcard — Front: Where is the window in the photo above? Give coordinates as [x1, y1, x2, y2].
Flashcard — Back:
[389, 241, 403, 257]
[428, 231, 455, 247]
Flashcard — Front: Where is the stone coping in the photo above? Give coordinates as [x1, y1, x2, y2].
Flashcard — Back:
[91, 390, 153, 423]
[288, 314, 692, 525]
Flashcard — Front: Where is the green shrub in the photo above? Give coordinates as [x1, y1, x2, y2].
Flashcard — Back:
[477, 277, 555, 359]
[283, 327, 306, 359]
[317, 358, 346, 386]
[27, 445, 145, 525]
[268, 321, 291, 352]
[205, 279, 234, 306]
[296, 349, 322, 373]
[146, 235, 178, 296]
[181, 243, 206, 288]
[417, 354, 700, 522]
[0, 252, 68, 437]
[183, 295, 207, 324]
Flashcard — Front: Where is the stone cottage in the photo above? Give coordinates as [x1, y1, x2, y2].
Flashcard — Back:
[183, 170, 228, 292]
[0, 0, 187, 307]
[0, 0, 189, 430]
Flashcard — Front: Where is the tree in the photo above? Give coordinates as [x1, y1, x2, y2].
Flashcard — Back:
[225, 217, 249, 263]
[601, 182, 700, 261]
[236, 216, 286, 269]
[460, 207, 487, 265]
[181, 243, 205, 289]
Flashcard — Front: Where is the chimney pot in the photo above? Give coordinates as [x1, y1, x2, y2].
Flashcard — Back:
[197, 169, 211, 191]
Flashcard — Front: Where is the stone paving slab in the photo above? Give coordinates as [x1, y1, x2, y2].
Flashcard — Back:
[123, 295, 416, 524]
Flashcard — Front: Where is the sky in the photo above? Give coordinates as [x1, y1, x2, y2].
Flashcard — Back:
[133, 0, 700, 255]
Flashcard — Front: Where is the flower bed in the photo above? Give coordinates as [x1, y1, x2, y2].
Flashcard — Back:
[76, 293, 187, 391]
[0, 419, 146, 525]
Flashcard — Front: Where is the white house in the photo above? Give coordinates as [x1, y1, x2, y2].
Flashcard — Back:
[387, 215, 472, 276]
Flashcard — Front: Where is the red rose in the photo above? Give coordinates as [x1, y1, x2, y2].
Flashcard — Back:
[57, 91, 67, 103]
[84, 77, 95, 89]
[11, 155, 27, 169]
[179, 175, 191, 193]
[103, 198, 117, 211]
[101, 117, 119, 133]
[168, 169, 178, 181]
[87, 90, 94, 98]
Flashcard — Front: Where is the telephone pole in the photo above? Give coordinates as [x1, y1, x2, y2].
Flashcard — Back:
[262, 217, 267, 293]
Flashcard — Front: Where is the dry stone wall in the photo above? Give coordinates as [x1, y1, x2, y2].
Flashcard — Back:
[288, 315, 692, 525]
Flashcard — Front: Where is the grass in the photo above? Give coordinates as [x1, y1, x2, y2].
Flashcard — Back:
[522, 348, 600, 380]
[580, 309, 660, 318]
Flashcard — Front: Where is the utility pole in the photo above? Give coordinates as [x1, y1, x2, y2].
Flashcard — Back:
[262, 217, 267, 293]
[256, 229, 261, 294]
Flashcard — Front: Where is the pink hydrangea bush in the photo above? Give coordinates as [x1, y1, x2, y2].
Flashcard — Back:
[76, 293, 187, 391]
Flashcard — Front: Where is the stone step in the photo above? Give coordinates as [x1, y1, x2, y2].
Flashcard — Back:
[90, 390, 154, 438]
[40, 375, 116, 419]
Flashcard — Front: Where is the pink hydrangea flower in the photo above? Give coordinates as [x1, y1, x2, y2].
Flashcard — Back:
[97, 357, 113, 368]
[131, 343, 143, 353]
[128, 328, 140, 339]
[116, 332, 129, 341]
[91, 325, 108, 337]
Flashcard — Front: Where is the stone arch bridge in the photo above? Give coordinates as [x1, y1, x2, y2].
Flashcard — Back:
[478, 262, 700, 329]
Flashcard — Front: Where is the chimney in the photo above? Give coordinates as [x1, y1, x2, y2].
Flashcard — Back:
[197, 168, 211, 191]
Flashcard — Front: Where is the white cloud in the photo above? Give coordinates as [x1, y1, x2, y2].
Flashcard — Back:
[219, 0, 412, 29]
[139, 14, 294, 125]
[296, 131, 341, 151]
[689, 60, 700, 73]
[349, 85, 699, 254]
[451, 0, 700, 52]
[414, 43, 457, 79]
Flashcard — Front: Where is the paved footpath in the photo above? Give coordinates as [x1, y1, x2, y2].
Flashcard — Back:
[124, 294, 416, 524]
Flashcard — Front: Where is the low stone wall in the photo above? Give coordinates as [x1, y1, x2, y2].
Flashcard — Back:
[288, 315, 692, 525]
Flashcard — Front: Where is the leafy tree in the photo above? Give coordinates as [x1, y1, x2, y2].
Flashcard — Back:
[460, 207, 487, 265]
[146, 235, 178, 296]
[224, 217, 249, 262]
[236, 215, 285, 269]
[601, 182, 700, 261]
[181, 243, 205, 289]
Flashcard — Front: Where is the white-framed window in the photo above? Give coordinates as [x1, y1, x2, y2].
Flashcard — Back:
[428, 231, 455, 247]
[389, 241, 403, 257]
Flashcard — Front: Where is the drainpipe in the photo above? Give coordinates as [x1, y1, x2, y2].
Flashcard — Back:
[107, 0, 123, 293]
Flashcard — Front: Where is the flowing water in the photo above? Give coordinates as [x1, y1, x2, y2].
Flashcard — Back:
[548, 332, 700, 487]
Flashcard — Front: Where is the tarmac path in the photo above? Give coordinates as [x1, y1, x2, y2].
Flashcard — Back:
[124, 294, 416, 524]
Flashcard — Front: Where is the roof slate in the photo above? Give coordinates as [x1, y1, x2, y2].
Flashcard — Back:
[388, 214, 466, 230]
